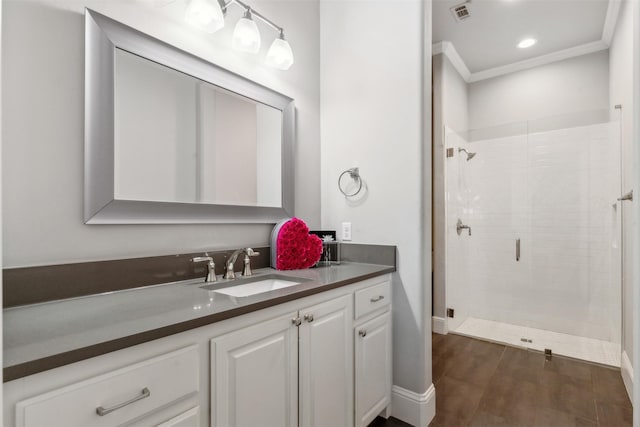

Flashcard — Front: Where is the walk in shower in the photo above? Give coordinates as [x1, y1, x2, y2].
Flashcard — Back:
[444, 110, 623, 366]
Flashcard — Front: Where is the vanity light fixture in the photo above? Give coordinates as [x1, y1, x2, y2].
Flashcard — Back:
[517, 38, 537, 49]
[265, 30, 295, 70]
[185, 0, 294, 70]
[184, 0, 225, 33]
[232, 8, 261, 53]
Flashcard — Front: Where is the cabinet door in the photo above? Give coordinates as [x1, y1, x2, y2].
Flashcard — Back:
[211, 312, 298, 427]
[355, 311, 392, 427]
[299, 295, 353, 427]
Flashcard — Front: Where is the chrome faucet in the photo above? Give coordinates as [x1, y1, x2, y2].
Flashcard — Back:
[191, 254, 216, 283]
[224, 248, 260, 279]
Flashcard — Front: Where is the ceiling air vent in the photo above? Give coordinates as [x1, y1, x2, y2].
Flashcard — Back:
[450, 2, 471, 22]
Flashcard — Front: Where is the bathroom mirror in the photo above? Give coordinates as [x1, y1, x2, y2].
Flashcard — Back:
[85, 9, 294, 224]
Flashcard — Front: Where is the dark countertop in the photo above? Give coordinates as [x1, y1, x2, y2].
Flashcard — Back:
[3, 262, 394, 382]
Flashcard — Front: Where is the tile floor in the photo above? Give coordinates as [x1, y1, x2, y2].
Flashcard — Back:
[369, 333, 632, 427]
[455, 317, 621, 367]
[431, 333, 631, 426]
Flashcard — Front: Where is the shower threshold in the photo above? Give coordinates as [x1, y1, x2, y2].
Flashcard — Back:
[452, 317, 621, 367]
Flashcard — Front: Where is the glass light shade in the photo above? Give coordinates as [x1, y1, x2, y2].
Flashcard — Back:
[185, 0, 225, 34]
[232, 17, 261, 54]
[265, 37, 294, 70]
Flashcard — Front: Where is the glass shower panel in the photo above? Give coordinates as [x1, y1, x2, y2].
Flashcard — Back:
[526, 114, 621, 361]
[465, 125, 529, 334]
[444, 127, 470, 332]
[444, 110, 621, 365]
[444, 124, 530, 341]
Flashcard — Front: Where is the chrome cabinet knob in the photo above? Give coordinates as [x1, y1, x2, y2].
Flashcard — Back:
[304, 314, 314, 323]
[358, 329, 367, 337]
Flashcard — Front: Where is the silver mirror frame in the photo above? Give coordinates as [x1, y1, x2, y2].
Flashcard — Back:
[84, 9, 295, 224]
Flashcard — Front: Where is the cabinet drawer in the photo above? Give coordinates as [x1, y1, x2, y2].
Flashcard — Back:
[156, 406, 200, 427]
[16, 346, 199, 427]
[354, 280, 391, 319]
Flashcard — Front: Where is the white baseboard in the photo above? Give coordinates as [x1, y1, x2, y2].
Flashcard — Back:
[621, 350, 634, 403]
[391, 384, 436, 426]
[432, 316, 448, 335]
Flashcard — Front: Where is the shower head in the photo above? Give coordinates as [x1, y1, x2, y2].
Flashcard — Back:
[458, 147, 476, 161]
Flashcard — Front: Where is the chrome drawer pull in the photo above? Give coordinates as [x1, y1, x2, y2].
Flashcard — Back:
[370, 295, 384, 303]
[96, 387, 150, 416]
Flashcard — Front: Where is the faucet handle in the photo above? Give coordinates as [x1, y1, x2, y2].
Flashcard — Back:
[191, 254, 216, 283]
[242, 249, 260, 276]
[191, 256, 212, 263]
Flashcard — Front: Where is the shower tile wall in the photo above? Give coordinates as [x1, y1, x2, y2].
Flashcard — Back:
[445, 122, 621, 343]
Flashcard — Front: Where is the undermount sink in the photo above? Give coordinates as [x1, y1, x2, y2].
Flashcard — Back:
[202, 274, 310, 298]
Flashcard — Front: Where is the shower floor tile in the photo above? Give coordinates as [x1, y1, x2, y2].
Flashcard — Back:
[454, 317, 621, 367]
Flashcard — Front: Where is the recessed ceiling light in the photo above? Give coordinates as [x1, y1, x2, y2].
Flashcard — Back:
[517, 38, 537, 49]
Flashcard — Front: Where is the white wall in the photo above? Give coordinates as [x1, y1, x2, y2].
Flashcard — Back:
[320, 0, 432, 422]
[439, 55, 468, 133]
[468, 50, 610, 131]
[2, 0, 320, 267]
[609, 0, 635, 375]
[432, 53, 468, 322]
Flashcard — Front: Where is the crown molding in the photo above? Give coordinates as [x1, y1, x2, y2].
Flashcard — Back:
[433, 0, 620, 83]
[468, 40, 608, 82]
[432, 41, 471, 81]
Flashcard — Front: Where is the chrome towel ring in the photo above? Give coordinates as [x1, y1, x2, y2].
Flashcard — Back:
[338, 167, 363, 197]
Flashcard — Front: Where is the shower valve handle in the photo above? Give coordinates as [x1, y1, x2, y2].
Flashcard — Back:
[618, 190, 633, 202]
[456, 219, 471, 236]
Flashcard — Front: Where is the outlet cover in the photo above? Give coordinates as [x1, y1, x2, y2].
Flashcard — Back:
[341, 222, 352, 241]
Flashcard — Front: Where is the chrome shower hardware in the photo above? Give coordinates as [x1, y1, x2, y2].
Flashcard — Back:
[458, 148, 476, 161]
[618, 190, 633, 202]
[456, 219, 471, 236]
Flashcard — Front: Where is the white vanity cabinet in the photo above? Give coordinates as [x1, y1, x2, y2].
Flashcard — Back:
[354, 280, 393, 427]
[5, 273, 393, 427]
[211, 294, 354, 427]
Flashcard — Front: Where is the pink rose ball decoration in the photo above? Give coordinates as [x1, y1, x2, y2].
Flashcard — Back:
[271, 217, 323, 270]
